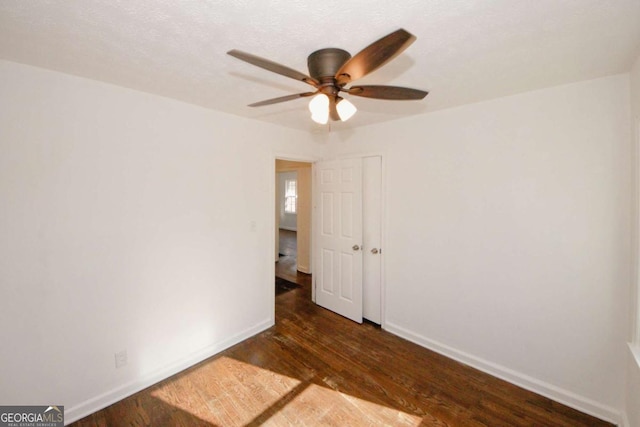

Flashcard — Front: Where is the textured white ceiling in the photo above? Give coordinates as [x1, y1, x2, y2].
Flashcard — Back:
[1, 0, 639, 132]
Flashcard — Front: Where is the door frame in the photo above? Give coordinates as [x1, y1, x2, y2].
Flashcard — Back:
[363, 152, 387, 329]
[268, 151, 387, 330]
[311, 152, 387, 328]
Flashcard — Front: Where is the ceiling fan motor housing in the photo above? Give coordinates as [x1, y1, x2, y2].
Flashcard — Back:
[307, 48, 351, 81]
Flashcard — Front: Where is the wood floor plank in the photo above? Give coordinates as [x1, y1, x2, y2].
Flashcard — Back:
[70, 278, 614, 426]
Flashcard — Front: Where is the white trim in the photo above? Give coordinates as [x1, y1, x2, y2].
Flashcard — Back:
[634, 118, 640, 345]
[384, 321, 622, 426]
[268, 156, 277, 321]
[378, 154, 387, 330]
[311, 161, 317, 303]
[64, 318, 273, 425]
[297, 265, 311, 274]
[361, 155, 384, 325]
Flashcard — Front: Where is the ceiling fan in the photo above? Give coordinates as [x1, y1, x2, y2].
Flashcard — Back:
[227, 29, 428, 124]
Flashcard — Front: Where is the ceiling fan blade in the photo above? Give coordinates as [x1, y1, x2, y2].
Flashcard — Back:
[228, 49, 319, 87]
[347, 85, 428, 100]
[248, 92, 317, 107]
[329, 97, 340, 121]
[335, 29, 416, 86]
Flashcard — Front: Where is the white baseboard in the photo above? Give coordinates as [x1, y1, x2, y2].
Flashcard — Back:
[384, 321, 622, 426]
[64, 319, 274, 425]
[297, 265, 310, 274]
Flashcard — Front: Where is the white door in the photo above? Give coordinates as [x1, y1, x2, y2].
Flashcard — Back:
[314, 158, 363, 323]
[363, 156, 382, 324]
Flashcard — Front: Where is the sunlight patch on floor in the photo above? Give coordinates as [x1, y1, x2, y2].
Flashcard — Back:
[152, 356, 301, 426]
[263, 383, 422, 426]
[151, 356, 422, 426]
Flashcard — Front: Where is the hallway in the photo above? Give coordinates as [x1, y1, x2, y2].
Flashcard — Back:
[276, 229, 310, 286]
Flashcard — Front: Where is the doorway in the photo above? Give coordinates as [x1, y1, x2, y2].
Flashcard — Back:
[271, 155, 383, 326]
[275, 159, 312, 290]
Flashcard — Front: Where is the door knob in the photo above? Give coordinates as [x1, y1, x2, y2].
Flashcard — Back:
[352, 244, 360, 251]
[371, 248, 379, 254]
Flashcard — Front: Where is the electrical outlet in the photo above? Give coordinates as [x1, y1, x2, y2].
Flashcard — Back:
[115, 350, 127, 368]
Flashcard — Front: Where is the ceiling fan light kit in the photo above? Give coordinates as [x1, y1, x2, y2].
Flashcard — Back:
[309, 94, 330, 124]
[336, 97, 357, 121]
[227, 29, 428, 125]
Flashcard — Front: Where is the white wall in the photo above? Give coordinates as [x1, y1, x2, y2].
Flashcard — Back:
[626, 52, 640, 427]
[328, 75, 631, 423]
[0, 60, 322, 423]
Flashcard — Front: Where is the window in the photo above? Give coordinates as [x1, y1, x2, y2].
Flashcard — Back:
[284, 179, 297, 214]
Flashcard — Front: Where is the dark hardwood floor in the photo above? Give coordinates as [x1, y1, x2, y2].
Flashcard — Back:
[70, 273, 613, 426]
[276, 229, 310, 286]
[278, 229, 297, 257]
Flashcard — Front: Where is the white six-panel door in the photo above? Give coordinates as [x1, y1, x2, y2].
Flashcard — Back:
[314, 158, 363, 323]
